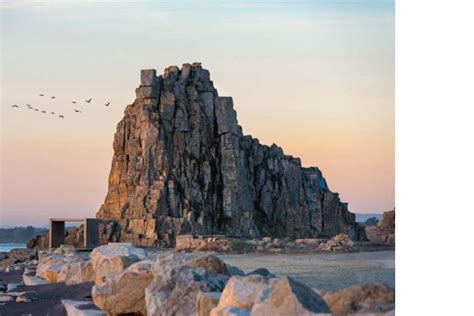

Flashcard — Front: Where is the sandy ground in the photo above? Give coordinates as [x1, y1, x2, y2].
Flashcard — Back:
[217, 250, 395, 291]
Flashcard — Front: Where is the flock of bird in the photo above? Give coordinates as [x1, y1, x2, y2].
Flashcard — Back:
[10, 94, 111, 119]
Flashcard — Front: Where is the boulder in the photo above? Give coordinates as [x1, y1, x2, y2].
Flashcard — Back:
[6, 248, 36, 262]
[23, 274, 48, 286]
[216, 275, 274, 310]
[145, 264, 226, 316]
[197, 292, 221, 316]
[53, 244, 78, 256]
[210, 306, 251, 316]
[322, 284, 395, 316]
[58, 260, 95, 285]
[90, 243, 146, 284]
[295, 238, 321, 247]
[186, 254, 227, 275]
[214, 275, 330, 315]
[62, 299, 106, 316]
[92, 260, 154, 315]
[36, 252, 84, 283]
[0, 295, 14, 302]
[250, 277, 330, 315]
[318, 234, 357, 252]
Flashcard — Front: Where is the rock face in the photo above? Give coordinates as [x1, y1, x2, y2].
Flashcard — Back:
[96, 63, 362, 246]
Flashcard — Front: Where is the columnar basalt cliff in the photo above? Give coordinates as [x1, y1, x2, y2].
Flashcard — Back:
[96, 63, 362, 246]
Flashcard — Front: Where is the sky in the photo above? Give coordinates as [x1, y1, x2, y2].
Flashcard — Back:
[0, 0, 394, 227]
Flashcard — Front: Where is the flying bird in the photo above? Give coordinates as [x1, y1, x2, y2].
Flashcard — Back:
[72, 101, 76, 104]
[41, 111, 46, 113]
[51, 112, 55, 115]
[74, 109, 82, 113]
[11, 105, 19, 108]
[39, 94, 44, 96]
[59, 115, 64, 119]
[26, 104, 31, 107]
[34, 109, 39, 111]
[85, 98, 92, 103]
[51, 96, 56, 99]
[105, 102, 110, 107]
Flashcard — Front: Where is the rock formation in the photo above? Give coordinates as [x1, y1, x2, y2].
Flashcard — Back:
[96, 63, 363, 246]
[365, 209, 395, 245]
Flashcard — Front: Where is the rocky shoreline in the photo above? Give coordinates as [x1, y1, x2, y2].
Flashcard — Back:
[1, 241, 394, 316]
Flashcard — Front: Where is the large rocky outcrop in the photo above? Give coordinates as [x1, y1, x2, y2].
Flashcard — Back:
[96, 63, 362, 246]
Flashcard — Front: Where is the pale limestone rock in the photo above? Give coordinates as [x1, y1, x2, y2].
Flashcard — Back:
[62, 299, 106, 316]
[58, 260, 95, 285]
[250, 277, 330, 315]
[197, 292, 221, 316]
[216, 275, 273, 310]
[16, 295, 31, 303]
[145, 265, 226, 316]
[92, 260, 154, 315]
[36, 253, 83, 283]
[210, 306, 250, 316]
[23, 275, 48, 286]
[186, 254, 227, 275]
[53, 244, 78, 255]
[322, 284, 395, 316]
[0, 295, 14, 302]
[90, 243, 146, 285]
[215, 275, 330, 315]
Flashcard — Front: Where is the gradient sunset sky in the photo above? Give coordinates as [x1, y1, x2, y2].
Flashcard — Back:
[0, 0, 394, 226]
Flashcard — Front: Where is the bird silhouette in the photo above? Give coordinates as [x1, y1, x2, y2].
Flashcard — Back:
[105, 102, 110, 107]
[85, 98, 92, 103]
[11, 105, 19, 108]
[26, 104, 31, 107]
[28, 107, 33, 110]
[34, 109, 39, 111]
[59, 115, 64, 119]
[72, 101, 77, 104]
[51, 112, 55, 115]
[41, 111, 46, 113]
[74, 109, 82, 113]
[39, 94, 44, 96]
[51, 96, 56, 99]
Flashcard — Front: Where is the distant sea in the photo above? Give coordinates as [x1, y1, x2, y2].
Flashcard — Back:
[0, 242, 26, 252]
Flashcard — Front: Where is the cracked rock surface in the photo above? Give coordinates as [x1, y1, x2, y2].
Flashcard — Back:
[96, 63, 362, 246]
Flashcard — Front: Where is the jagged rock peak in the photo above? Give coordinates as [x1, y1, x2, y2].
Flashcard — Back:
[96, 63, 363, 246]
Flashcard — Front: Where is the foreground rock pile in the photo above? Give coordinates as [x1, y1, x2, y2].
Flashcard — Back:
[17, 243, 394, 315]
[175, 234, 360, 253]
[95, 63, 365, 246]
